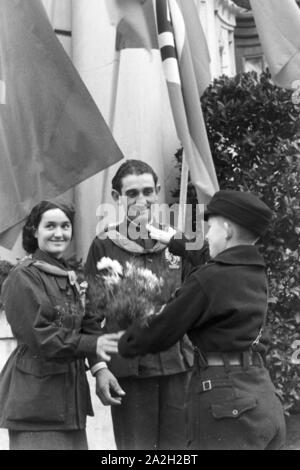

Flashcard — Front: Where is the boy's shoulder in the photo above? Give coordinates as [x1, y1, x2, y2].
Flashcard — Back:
[191, 245, 265, 285]
[187, 261, 219, 291]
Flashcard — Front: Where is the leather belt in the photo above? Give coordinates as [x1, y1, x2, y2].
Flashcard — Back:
[195, 349, 263, 368]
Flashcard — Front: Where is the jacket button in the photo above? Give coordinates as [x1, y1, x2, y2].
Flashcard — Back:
[232, 409, 239, 416]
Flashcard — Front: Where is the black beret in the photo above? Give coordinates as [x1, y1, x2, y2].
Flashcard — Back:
[204, 190, 273, 237]
[43, 198, 75, 225]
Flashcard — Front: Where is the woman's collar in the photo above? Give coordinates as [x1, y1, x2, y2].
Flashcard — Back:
[33, 249, 68, 269]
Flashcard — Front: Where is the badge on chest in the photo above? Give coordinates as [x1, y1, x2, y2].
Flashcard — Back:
[164, 248, 181, 270]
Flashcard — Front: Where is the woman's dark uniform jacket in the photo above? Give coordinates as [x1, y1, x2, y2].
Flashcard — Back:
[0, 249, 102, 431]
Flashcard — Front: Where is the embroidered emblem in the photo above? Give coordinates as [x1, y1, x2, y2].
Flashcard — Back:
[164, 248, 180, 270]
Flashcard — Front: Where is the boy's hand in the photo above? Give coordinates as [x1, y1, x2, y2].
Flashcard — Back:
[146, 224, 176, 245]
[96, 331, 124, 361]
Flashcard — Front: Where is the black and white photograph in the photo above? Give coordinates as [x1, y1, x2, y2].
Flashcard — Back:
[0, 0, 299, 453]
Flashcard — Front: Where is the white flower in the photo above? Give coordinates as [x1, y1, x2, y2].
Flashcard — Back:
[79, 280, 89, 299]
[124, 262, 162, 290]
[103, 274, 121, 286]
[124, 261, 133, 274]
[96, 257, 123, 286]
[97, 257, 123, 276]
[80, 281, 88, 290]
[78, 281, 89, 309]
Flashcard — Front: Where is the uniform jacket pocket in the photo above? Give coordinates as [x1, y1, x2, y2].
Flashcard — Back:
[211, 396, 258, 420]
[5, 355, 68, 424]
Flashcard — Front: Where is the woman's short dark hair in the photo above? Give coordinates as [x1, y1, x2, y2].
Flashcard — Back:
[112, 159, 158, 194]
[22, 200, 75, 254]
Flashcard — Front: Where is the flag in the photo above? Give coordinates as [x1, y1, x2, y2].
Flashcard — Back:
[41, 0, 72, 56]
[0, 0, 123, 249]
[232, 0, 250, 8]
[156, 0, 219, 204]
[250, 0, 300, 88]
[71, 0, 174, 258]
[113, 0, 158, 51]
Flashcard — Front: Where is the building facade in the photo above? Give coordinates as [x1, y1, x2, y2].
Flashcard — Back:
[2, 0, 265, 265]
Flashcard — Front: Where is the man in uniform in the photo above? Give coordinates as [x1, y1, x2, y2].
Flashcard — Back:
[119, 189, 286, 450]
[85, 159, 194, 450]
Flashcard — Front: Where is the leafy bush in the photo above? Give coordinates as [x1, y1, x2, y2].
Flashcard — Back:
[0, 260, 14, 309]
[173, 71, 300, 413]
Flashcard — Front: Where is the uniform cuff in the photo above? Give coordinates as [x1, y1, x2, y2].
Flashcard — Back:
[91, 362, 108, 376]
[169, 234, 187, 256]
[77, 334, 99, 356]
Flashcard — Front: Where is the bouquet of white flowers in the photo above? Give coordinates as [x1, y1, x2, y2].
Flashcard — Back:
[86, 257, 179, 330]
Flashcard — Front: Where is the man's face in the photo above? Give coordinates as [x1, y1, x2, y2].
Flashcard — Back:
[119, 173, 159, 224]
[205, 216, 228, 258]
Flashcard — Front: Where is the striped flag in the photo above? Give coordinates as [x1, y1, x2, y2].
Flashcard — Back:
[156, 0, 219, 204]
[0, 0, 123, 249]
[250, 0, 300, 89]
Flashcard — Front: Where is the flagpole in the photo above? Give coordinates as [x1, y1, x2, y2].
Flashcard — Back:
[177, 151, 189, 233]
[109, 51, 121, 131]
[99, 50, 121, 205]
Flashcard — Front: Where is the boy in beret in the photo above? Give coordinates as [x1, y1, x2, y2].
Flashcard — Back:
[119, 190, 286, 450]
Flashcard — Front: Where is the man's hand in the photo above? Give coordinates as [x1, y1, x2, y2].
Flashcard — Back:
[96, 331, 124, 361]
[95, 368, 126, 406]
[146, 224, 177, 245]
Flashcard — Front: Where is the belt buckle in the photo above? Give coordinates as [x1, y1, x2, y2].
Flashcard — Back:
[202, 380, 212, 391]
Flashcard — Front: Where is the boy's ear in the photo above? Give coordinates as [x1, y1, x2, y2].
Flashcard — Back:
[224, 221, 233, 241]
[155, 184, 161, 195]
[111, 189, 120, 202]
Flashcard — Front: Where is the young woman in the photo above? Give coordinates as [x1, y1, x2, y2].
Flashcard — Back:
[0, 200, 122, 450]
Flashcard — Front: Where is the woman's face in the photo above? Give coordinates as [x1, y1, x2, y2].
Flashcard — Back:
[34, 209, 72, 258]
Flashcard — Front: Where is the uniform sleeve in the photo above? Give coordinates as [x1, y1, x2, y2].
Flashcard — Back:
[169, 236, 210, 280]
[118, 272, 208, 357]
[169, 236, 210, 266]
[2, 267, 99, 360]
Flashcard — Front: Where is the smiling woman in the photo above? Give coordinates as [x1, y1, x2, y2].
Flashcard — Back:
[22, 201, 75, 256]
[0, 200, 123, 450]
[32, 208, 73, 258]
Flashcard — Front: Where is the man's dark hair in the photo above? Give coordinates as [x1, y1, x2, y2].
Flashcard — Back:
[22, 200, 75, 254]
[112, 159, 158, 194]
